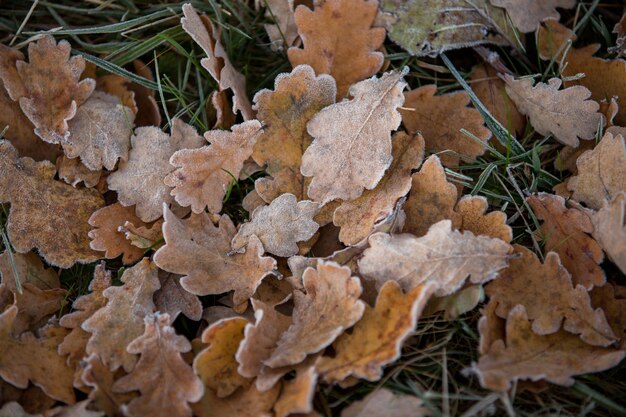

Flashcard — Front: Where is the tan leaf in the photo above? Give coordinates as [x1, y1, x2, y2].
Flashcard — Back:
[359, 220, 512, 296]
[56, 155, 101, 188]
[273, 365, 317, 417]
[333, 132, 424, 245]
[260, 0, 301, 50]
[120, 219, 163, 250]
[154, 207, 277, 310]
[181, 4, 253, 120]
[193, 317, 250, 398]
[590, 283, 626, 346]
[301, 70, 406, 204]
[424, 284, 484, 320]
[0, 402, 42, 417]
[473, 304, 625, 391]
[107, 118, 205, 222]
[340, 388, 429, 417]
[0, 36, 94, 144]
[128, 60, 161, 127]
[80, 354, 135, 417]
[88, 203, 148, 265]
[82, 258, 160, 372]
[0, 306, 75, 404]
[401, 84, 490, 166]
[63, 91, 134, 171]
[567, 132, 626, 210]
[0, 251, 59, 291]
[592, 192, 626, 274]
[287, 0, 384, 98]
[265, 261, 365, 368]
[455, 196, 512, 243]
[317, 281, 435, 383]
[96, 74, 138, 115]
[485, 245, 616, 346]
[491, 0, 575, 32]
[45, 400, 104, 417]
[165, 120, 262, 214]
[527, 193, 604, 288]
[503, 75, 603, 147]
[0, 140, 104, 268]
[154, 271, 202, 322]
[193, 381, 281, 417]
[112, 313, 204, 417]
[232, 193, 320, 257]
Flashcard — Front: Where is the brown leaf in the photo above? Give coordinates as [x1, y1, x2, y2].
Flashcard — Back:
[527, 193, 604, 288]
[232, 193, 320, 257]
[491, 0, 575, 32]
[165, 120, 262, 214]
[265, 261, 365, 368]
[181, 4, 253, 120]
[261, 0, 302, 50]
[333, 132, 424, 245]
[112, 313, 204, 417]
[193, 317, 250, 398]
[273, 365, 317, 417]
[64, 91, 134, 171]
[154, 207, 277, 311]
[0, 36, 94, 144]
[45, 400, 104, 417]
[96, 75, 138, 116]
[80, 354, 135, 417]
[485, 245, 616, 346]
[401, 84, 491, 166]
[120, 219, 163, 250]
[317, 281, 435, 383]
[0, 402, 42, 417]
[0, 306, 75, 404]
[502, 75, 603, 147]
[107, 118, 205, 222]
[287, 0, 384, 98]
[82, 258, 160, 372]
[424, 284, 484, 320]
[154, 271, 202, 322]
[567, 132, 626, 210]
[359, 220, 512, 296]
[56, 155, 101, 188]
[301, 69, 406, 204]
[0, 140, 104, 268]
[455, 196, 512, 243]
[127, 61, 161, 127]
[88, 203, 148, 265]
[473, 304, 625, 391]
[193, 381, 281, 417]
[590, 283, 626, 346]
[340, 388, 429, 417]
[592, 192, 626, 274]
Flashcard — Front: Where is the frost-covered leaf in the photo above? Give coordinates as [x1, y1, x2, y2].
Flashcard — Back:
[592, 192, 626, 274]
[341, 388, 429, 417]
[491, 0, 575, 33]
[154, 271, 202, 322]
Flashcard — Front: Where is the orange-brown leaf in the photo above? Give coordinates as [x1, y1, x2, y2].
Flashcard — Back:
[273, 365, 317, 417]
[455, 196, 513, 242]
[154, 271, 202, 322]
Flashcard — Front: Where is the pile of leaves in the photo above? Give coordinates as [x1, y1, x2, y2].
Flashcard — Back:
[0, 0, 625, 416]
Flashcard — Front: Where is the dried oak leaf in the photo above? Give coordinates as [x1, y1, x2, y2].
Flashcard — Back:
[56, 155, 101, 188]
[273, 365, 317, 417]
[610, 12, 626, 56]
[401, 84, 491, 166]
[0, 306, 75, 404]
[301, 69, 406, 204]
[154, 271, 202, 322]
[193, 317, 250, 398]
[341, 388, 429, 417]
[424, 284, 484, 320]
[64, 91, 134, 171]
[503, 75, 603, 147]
[485, 245, 616, 346]
[455, 196, 512, 243]
[0, 402, 42, 417]
[88, 203, 148, 265]
[165, 120, 262, 214]
[567, 132, 626, 210]
[473, 305, 625, 391]
[120, 219, 163, 250]
[181, 4, 253, 120]
[0, 36, 94, 144]
[112, 313, 204, 417]
[96, 75, 138, 115]
[491, 0, 575, 33]
[192, 381, 281, 417]
[0, 140, 104, 268]
[232, 193, 320, 257]
[590, 283, 626, 346]
[107, 118, 205, 222]
[260, 0, 301, 50]
[317, 281, 435, 383]
[128, 60, 161, 127]
[45, 400, 105, 417]
[80, 354, 135, 417]
[154, 207, 277, 311]
[359, 220, 512, 297]
[592, 192, 626, 274]
[381, 0, 513, 57]
[251, 65, 335, 203]
[334, 132, 424, 245]
[265, 261, 364, 368]
[82, 258, 160, 372]
[287, 0, 384, 98]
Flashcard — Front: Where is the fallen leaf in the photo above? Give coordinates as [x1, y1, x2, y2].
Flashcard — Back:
[491, 0, 575, 33]
[260, 0, 301, 50]
[165, 120, 262, 214]
[590, 283, 626, 346]
[112, 313, 204, 417]
[80, 354, 135, 417]
[120, 219, 163, 250]
[333, 132, 424, 245]
[127, 60, 161, 127]
[0, 140, 104, 268]
[317, 281, 435, 383]
[96, 74, 138, 116]
[154, 271, 202, 322]
[82, 258, 160, 372]
[527, 193, 604, 288]
[340, 388, 429, 417]
[273, 365, 317, 417]
[473, 304, 625, 391]
[56, 155, 101, 188]
[485, 245, 616, 346]
[288, 0, 384, 98]
[359, 220, 512, 296]
[455, 196, 512, 242]
[44, 400, 104, 417]
[401, 84, 491, 166]
[192, 380, 281, 417]
[592, 192, 626, 274]
[154, 207, 277, 311]
[0, 402, 42, 417]
[107, 118, 205, 222]
[301, 69, 406, 204]
[424, 284, 484, 320]
[232, 193, 320, 257]
[610, 12, 626, 56]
